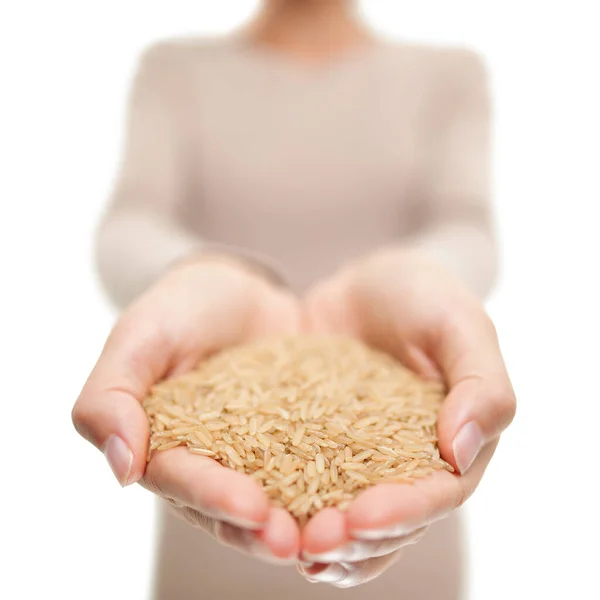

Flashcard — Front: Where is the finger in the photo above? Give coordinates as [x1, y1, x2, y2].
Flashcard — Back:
[345, 441, 497, 540]
[142, 446, 270, 529]
[301, 507, 347, 558]
[388, 342, 443, 382]
[72, 318, 174, 486]
[302, 279, 359, 336]
[252, 291, 302, 337]
[257, 507, 301, 561]
[216, 507, 300, 564]
[432, 310, 516, 474]
[299, 550, 403, 588]
[302, 527, 427, 563]
[334, 550, 403, 588]
[298, 562, 348, 585]
[302, 287, 338, 334]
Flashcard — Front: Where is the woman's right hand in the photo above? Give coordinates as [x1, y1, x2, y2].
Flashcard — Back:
[72, 256, 302, 565]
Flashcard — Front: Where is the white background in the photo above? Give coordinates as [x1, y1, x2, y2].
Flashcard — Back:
[1, 1, 598, 599]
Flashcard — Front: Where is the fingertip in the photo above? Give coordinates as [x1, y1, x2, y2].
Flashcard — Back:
[123, 422, 151, 486]
[345, 485, 400, 532]
[217, 468, 271, 528]
[345, 483, 428, 538]
[434, 380, 470, 437]
[346, 475, 457, 538]
[216, 508, 299, 565]
[259, 507, 301, 560]
[73, 388, 150, 486]
[144, 449, 270, 527]
[302, 508, 347, 556]
[435, 378, 493, 473]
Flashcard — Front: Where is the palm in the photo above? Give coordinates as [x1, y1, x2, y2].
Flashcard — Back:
[142, 262, 304, 560]
[75, 255, 513, 583]
[304, 253, 470, 377]
[298, 253, 514, 587]
[128, 260, 300, 375]
[74, 259, 303, 564]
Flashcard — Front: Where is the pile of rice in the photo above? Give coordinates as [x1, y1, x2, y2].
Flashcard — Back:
[143, 335, 452, 520]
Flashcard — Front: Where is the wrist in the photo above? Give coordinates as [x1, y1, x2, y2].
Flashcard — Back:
[352, 246, 458, 283]
[168, 250, 286, 290]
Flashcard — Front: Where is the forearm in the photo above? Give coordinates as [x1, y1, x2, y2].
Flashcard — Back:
[95, 207, 288, 310]
[95, 207, 199, 309]
[401, 48, 497, 299]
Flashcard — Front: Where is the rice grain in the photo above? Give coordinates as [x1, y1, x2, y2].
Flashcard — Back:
[143, 335, 452, 519]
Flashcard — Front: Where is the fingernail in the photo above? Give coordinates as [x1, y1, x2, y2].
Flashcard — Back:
[453, 421, 484, 475]
[104, 435, 133, 487]
[351, 522, 419, 541]
[305, 563, 348, 584]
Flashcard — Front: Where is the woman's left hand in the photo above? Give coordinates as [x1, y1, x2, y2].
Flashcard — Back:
[297, 249, 516, 588]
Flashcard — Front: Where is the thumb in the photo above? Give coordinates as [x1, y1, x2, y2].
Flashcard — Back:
[72, 319, 172, 486]
[433, 311, 516, 475]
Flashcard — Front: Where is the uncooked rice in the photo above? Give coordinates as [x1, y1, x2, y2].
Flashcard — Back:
[143, 335, 452, 521]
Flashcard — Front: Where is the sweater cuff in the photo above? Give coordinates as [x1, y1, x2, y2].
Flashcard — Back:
[170, 242, 289, 290]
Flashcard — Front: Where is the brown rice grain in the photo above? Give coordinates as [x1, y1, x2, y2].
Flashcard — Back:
[143, 335, 450, 519]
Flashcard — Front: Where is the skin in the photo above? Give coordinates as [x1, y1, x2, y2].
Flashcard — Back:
[299, 249, 515, 586]
[244, 0, 373, 63]
[73, 251, 516, 588]
[72, 257, 304, 562]
[73, 0, 516, 590]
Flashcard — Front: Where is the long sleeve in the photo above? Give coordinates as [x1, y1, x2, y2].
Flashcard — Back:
[95, 38, 498, 305]
[405, 49, 498, 298]
[95, 43, 200, 309]
[96, 43, 287, 309]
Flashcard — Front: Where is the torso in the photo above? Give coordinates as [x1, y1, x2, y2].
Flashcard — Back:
[167, 37, 453, 292]
[150, 36, 467, 600]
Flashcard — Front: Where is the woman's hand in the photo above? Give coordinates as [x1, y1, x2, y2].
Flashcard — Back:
[72, 256, 302, 565]
[299, 250, 516, 587]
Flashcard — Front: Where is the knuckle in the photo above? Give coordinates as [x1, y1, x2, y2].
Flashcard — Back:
[70, 401, 87, 433]
[482, 313, 498, 337]
[71, 398, 98, 444]
[488, 383, 517, 426]
[504, 392, 517, 424]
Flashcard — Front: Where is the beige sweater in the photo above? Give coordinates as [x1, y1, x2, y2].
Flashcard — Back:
[95, 36, 494, 599]
[97, 36, 496, 307]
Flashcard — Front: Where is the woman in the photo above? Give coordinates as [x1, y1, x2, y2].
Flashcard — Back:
[72, 1, 516, 598]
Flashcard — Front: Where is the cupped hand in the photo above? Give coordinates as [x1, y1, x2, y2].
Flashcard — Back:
[72, 256, 302, 565]
[299, 249, 516, 587]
